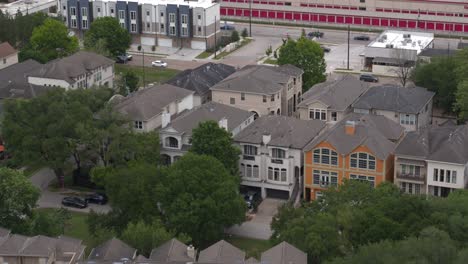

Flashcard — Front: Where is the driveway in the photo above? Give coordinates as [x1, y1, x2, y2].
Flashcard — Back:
[30, 168, 111, 214]
[226, 198, 286, 240]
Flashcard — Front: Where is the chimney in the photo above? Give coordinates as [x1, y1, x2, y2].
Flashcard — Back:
[345, 121, 356, 135]
[262, 133, 271, 145]
[187, 245, 195, 260]
[218, 117, 228, 131]
[162, 111, 171, 128]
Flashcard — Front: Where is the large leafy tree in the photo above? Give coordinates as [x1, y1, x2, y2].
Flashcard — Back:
[190, 120, 241, 177]
[0, 167, 40, 232]
[157, 153, 245, 247]
[277, 36, 326, 91]
[20, 18, 79, 63]
[0, 11, 48, 48]
[85, 17, 131, 57]
[454, 80, 468, 121]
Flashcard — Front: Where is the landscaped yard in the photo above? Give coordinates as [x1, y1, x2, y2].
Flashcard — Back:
[225, 235, 272, 259]
[114, 64, 180, 87]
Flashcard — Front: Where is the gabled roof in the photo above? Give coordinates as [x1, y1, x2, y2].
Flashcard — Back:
[88, 237, 136, 262]
[20, 235, 57, 257]
[305, 113, 403, 160]
[234, 116, 326, 149]
[149, 238, 194, 263]
[298, 75, 369, 111]
[245, 257, 258, 264]
[0, 42, 17, 58]
[113, 84, 193, 121]
[0, 234, 29, 256]
[261, 242, 307, 264]
[166, 62, 235, 96]
[210, 65, 302, 95]
[56, 236, 85, 261]
[395, 124, 468, 164]
[352, 85, 434, 114]
[165, 101, 253, 136]
[28, 51, 114, 83]
[198, 240, 245, 264]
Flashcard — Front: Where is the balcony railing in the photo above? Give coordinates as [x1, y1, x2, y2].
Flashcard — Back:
[243, 155, 255, 161]
[396, 172, 425, 181]
[313, 180, 338, 188]
[271, 158, 283, 164]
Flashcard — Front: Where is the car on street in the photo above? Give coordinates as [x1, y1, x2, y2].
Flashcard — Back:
[62, 196, 88, 209]
[308, 31, 324, 38]
[220, 24, 235, 30]
[85, 193, 108, 205]
[360, 73, 379, 83]
[321, 46, 331, 53]
[152, 60, 168, 67]
[354, 35, 370, 41]
[243, 190, 262, 212]
[116, 54, 132, 63]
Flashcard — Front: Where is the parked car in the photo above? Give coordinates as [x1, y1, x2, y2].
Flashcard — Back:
[85, 193, 108, 205]
[243, 191, 262, 212]
[354, 35, 370, 41]
[220, 24, 235, 30]
[62, 197, 88, 209]
[308, 31, 324, 38]
[360, 73, 379, 82]
[321, 46, 331, 53]
[152, 60, 168, 67]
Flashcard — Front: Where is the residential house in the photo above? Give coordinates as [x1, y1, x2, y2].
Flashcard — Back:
[166, 62, 236, 105]
[198, 240, 245, 264]
[0, 42, 18, 70]
[211, 65, 303, 118]
[28, 51, 114, 89]
[297, 74, 369, 123]
[160, 101, 254, 165]
[394, 124, 468, 196]
[235, 115, 326, 199]
[148, 238, 195, 263]
[88, 237, 137, 262]
[303, 113, 404, 201]
[112, 84, 197, 132]
[261, 242, 307, 264]
[352, 84, 435, 131]
[0, 231, 86, 264]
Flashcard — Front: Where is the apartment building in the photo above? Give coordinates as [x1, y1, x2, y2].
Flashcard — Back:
[220, 0, 468, 34]
[297, 74, 369, 124]
[211, 65, 303, 118]
[353, 84, 434, 132]
[303, 113, 404, 201]
[395, 124, 468, 197]
[59, 0, 221, 50]
[235, 115, 325, 199]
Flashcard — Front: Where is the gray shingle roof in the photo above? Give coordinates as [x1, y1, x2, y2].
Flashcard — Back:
[298, 74, 369, 111]
[352, 85, 434, 114]
[113, 84, 193, 121]
[395, 124, 468, 164]
[234, 116, 326, 149]
[28, 51, 114, 83]
[261, 242, 307, 264]
[198, 240, 245, 264]
[0, 227, 10, 238]
[210, 65, 301, 95]
[20, 235, 57, 257]
[88, 237, 136, 262]
[166, 101, 253, 136]
[305, 113, 402, 160]
[0, 42, 17, 58]
[149, 238, 194, 263]
[166, 62, 235, 96]
[245, 257, 258, 264]
[0, 234, 28, 256]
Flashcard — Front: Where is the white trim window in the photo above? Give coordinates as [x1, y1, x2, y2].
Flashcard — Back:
[81, 7, 87, 17]
[169, 26, 176, 36]
[400, 182, 422, 194]
[70, 7, 76, 16]
[181, 14, 188, 24]
[400, 113, 416, 125]
[433, 168, 457, 184]
[350, 152, 376, 170]
[268, 167, 287, 182]
[118, 10, 125, 19]
[71, 18, 77, 28]
[131, 23, 137, 32]
[313, 148, 338, 166]
[134, 121, 143, 130]
[82, 19, 88, 29]
[243, 145, 257, 156]
[350, 174, 375, 187]
[401, 164, 421, 176]
[272, 148, 286, 159]
[169, 13, 176, 23]
[164, 137, 179, 148]
[130, 11, 136, 20]
[309, 108, 327, 120]
[313, 170, 338, 187]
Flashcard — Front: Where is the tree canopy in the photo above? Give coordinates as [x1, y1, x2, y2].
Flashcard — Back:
[190, 120, 241, 177]
[0, 11, 49, 49]
[277, 36, 326, 91]
[85, 17, 131, 57]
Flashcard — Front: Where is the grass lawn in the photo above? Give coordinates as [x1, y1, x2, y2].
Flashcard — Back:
[114, 64, 180, 87]
[225, 235, 272, 259]
[264, 58, 278, 65]
[196, 51, 213, 59]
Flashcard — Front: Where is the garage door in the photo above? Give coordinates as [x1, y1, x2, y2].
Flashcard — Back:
[158, 38, 172, 47]
[266, 188, 289, 200]
[141, 37, 155, 46]
[191, 40, 206, 50]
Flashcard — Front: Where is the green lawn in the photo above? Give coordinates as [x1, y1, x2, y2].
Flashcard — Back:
[225, 235, 272, 259]
[264, 58, 278, 65]
[196, 51, 213, 59]
[114, 64, 180, 87]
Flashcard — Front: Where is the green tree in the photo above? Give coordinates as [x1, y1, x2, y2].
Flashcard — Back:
[454, 80, 468, 121]
[241, 28, 248, 38]
[85, 38, 111, 57]
[277, 36, 326, 91]
[190, 120, 241, 176]
[118, 71, 139, 95]
[231, 30, 240, 43]
[85, 17, 131, 57]
[0, 167, 40, 232]
[20, 18, 78, 63]
[30, 208, 71, 236]
[157, 153, 245, 247]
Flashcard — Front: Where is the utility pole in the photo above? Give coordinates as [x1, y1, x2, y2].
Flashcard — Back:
[142, 48, 146, 88]
[214, 15, 217, 59]
[347, 25, 350, 70]
[249, 0, 252, 37]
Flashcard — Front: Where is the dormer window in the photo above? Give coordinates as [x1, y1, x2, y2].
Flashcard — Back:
[165, 137, 179, 148]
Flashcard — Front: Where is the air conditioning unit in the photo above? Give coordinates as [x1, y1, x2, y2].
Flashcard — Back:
[403, 33, 411, 38]
[385, 44, 394, 48]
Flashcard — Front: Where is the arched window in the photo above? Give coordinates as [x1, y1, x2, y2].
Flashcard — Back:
[350, 152, 376, 170]
[161, 154, 171, 166]
[165, 137, 179, 148]
[253, 165, 259, 178]
[272, 148, 286, 159]
[313, 148, 338, 165]
[277, 109, 281, 115]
